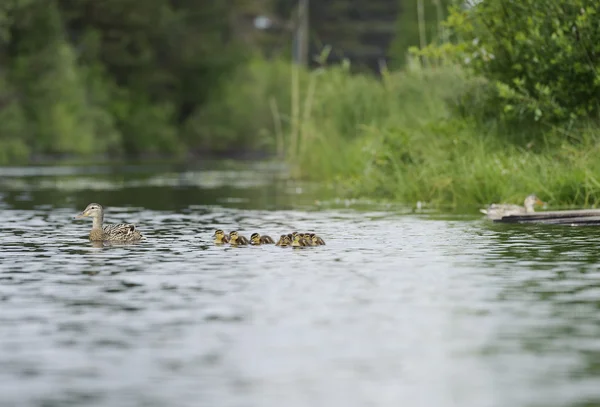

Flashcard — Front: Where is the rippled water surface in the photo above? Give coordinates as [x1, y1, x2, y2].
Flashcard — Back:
[1, 163, 600, 407]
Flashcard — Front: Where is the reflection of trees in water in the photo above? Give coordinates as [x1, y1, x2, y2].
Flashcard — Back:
[480, 222, 600, 394]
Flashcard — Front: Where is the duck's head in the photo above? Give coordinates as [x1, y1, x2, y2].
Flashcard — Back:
[75, 203, 103, 219]
[292, 234, 302, 243]
[213, 229, 226, 239]
[229, 231, 239, 241]
[524, 194, 544, 211]
[250, 233, 260, 244]
[291, 231, 299, 237]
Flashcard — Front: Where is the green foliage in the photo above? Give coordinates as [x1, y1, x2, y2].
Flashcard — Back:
[390, 0, 452, 67]
[0, 72, 29, 163]
[422, 0, 600, 124]
[7, 0, 100, 155]
[291, 60, 466, 177]
[183, 58, 296, 154]
[192, 0, 600, 208]
[0, 0, 245, 163]
[360, 114, 600, 208]
[281, 58, 600, 209]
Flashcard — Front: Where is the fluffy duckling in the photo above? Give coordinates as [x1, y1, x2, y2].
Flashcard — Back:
[309, 233, 326, 245]
[291, 234, 310, 248]
[275, 234, 291, 247]
[75, 203, 144, 242]
[229, 231, 249, 245]
[213, 229, 229, 244]
[300, 233, 316, 246]
[250, 232, 275, 245]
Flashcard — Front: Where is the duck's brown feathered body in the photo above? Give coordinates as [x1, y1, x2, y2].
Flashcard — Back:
[90, 223, 143, 242]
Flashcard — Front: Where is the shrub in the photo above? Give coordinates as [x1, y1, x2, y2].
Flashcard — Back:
[422, 0, 600, 124]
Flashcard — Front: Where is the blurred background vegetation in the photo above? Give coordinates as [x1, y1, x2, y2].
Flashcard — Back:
[2, 0, 599, 207]
[0, 0, 447, 162]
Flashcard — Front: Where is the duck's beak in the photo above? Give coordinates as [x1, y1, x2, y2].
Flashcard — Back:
[74, 210, 88, 219]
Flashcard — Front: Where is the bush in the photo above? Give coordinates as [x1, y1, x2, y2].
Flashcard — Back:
[431, 0, 600, 124]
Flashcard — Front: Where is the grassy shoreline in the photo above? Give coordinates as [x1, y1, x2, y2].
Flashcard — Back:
[270, 60, 600, 210]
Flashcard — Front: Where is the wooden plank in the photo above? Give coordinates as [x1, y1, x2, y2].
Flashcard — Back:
[496, 216, 600, 225]
[494, 209, 600, 224]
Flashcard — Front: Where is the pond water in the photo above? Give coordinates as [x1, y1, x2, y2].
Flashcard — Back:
[1, 162, 600, 407]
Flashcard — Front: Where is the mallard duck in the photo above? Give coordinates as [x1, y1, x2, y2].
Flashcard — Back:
[275, 234, 291, 247]
[213, 229, 229, 244]
[480, 194, 545, 220]
[250, 233, 275, 245]
[309, 233, 326, 245]
[229, 231, 249, 245]
[75, 203, 144, 242]
[291, 234, 310, 247]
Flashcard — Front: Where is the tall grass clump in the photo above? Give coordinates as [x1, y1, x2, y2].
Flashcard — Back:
[286, 59, 467, 178]
[284, 55, 600, 209]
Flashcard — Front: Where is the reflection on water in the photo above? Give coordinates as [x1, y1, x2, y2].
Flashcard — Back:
[1, 163, 600, 407]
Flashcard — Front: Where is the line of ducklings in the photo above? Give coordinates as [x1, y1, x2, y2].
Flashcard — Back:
[213, 230, 325, 247]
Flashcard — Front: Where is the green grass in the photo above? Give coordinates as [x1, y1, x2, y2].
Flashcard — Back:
[196, 56, 600, 210]
[272, 58, 600, 210]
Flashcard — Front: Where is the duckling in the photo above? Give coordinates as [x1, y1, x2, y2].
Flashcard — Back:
[275, 234, 291, 247]
[75, 203, 144, 242]
[291, 234, 310, 248]
[301, 233, 316, 246]
[250, 232, 275, 245]
[213, 229, 229, 244]
[229, 231, 249, 245]
[310, 233, 326, 245]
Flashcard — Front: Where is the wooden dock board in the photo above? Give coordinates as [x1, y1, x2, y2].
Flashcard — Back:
[494, 209, 600, 224]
